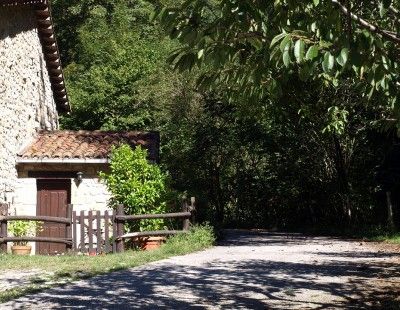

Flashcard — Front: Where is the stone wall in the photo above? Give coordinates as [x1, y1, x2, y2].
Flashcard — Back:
[0, 6, 58, 204]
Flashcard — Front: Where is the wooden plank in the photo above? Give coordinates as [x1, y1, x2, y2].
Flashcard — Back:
[96, 211, 101, 254]
[80, 211, 85, 253]
[88, 211, 93, 254]
[116, 205, 124, 253]
[0, 215, 70, 224]
[119, 230, 186, 239]
[104, 210, 110, 253]
[115, 212, 191, 221]
[72, 211, 77, 252]
[112, 209, 117, 253]
[0, 237, 72, 244]
[66, 204, 73, 252]
[0, 220, 6, 252]
[0, 204, 8, 252]
[182, 201, 190, 231]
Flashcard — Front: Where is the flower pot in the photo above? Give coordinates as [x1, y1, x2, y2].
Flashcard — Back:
[137, 236, 165, 251]
[11, 245, 32, 255]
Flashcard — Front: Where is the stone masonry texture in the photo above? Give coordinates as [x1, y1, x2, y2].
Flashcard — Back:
[0, 5, 58, 203]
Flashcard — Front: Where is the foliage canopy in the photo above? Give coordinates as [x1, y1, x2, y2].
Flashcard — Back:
[156, 0, 400, 125]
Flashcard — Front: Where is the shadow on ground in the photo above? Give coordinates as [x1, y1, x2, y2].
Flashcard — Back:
[7, 231, 400, 310]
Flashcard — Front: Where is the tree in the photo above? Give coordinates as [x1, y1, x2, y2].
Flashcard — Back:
[57, 0, 176, 130]
[156, 0, 400, 125]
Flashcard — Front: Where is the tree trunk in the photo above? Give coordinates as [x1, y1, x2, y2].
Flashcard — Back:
[211, 165, 224, 225]
[332, 135, 352, 225]
[386, 191, 395, 231]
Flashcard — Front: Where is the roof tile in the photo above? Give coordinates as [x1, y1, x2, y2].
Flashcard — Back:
[18, 130, 160, 161]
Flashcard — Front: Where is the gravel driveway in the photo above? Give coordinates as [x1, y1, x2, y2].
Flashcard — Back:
[3, 230, 400, 309]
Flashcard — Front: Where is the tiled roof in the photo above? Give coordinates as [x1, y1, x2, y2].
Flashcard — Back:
[1, 0, 70, 112]
[18, 130, 160, 161]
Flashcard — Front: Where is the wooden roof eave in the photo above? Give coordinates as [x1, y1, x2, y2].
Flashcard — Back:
[34, 1, 70, 113]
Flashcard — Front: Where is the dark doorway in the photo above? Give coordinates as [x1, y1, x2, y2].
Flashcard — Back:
[36, 179, 71, 254]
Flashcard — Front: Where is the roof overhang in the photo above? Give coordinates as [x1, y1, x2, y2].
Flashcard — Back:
[17, 158, 109, 164]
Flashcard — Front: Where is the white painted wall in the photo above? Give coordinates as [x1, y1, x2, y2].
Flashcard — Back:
[71, 177, 111, 213]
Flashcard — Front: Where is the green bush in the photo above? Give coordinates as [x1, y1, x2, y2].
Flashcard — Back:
[99, 144, 168, 231]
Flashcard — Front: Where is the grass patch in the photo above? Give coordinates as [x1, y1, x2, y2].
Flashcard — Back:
[0, 224, 215, 303]
[368, 232, 400, 244]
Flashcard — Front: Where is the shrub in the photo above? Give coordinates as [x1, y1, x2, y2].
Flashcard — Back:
[99, 144, 168, 231]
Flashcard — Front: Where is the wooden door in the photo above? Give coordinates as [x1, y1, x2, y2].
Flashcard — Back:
[36, 179, 71, 255]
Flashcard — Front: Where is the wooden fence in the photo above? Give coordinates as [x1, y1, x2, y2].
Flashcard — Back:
[0, 197, 196, 254]
[0, 204, 73, 252]
[113, 196, 196, 253]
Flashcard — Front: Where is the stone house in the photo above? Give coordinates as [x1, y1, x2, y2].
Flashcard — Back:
[0, 0, 159, 254]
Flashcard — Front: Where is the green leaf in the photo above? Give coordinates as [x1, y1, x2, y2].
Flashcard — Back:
[294, 39, 305, 63]
[283, 50, 291, 67]
[379, 2, 387, 17]
[270, 32, 287, 48]
[313, 0, 320, 6]
[279, 35, 291, 52]
[322, 52, 334, 73]
[336, 48, 349, 66]
[305, 45, 319, 60]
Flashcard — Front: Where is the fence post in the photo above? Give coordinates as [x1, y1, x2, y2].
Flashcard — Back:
[88, 211, 94, 254]
[190, 197, 196, 225]
[72, 211, 77, 252]
[116, 205, 125, 253]
[0, 204, 8, 253]
[80, 210, 86, 253]
[182, 199, 190, 231]
[66, 204, 73, 252]
[112, 209, 117, 253]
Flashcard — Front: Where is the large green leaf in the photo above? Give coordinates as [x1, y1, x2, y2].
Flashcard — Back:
[279, 35, 291, 52]
[283, 50, 291, 67]
[322, 52, 334, 73]
[306, 45, 319, 60]
[336, 48, 349, 67]
[294, 39, 305, 63]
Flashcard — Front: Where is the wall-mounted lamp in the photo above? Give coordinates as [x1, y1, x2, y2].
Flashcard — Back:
[76, 172, 83, 185]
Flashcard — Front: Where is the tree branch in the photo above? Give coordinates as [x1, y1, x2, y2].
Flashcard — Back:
[331, 0, 400, 44]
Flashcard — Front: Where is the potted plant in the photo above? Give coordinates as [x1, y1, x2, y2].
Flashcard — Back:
[9, 220, 42, 255]
[100, 144, 170, 250]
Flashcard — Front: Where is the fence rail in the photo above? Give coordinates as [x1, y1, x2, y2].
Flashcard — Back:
[0, 204, 73, 253]
[0, 215, 71, 224]
[115, 211, 191, 221]
[113, 197, 196, 252]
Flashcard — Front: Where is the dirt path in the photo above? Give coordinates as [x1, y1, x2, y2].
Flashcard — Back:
[3, 230, 400, 309]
